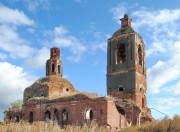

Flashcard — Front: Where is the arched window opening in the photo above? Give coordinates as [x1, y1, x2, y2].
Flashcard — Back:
[62, 109, 68, 124]
[118, 85, 124, 91]
[85, 109, 93, 120]
[9, 116, 12, 121]
[45, 110, 51, 122]
[138, 45, 143, 66]
[142, 98, 145, 109]
[15, 116, 19, 122]
[29, 112, 33, 123]
[118, 86, 124, 91]
[58, 65, 60, 73]
[119, 87, 123, 91]
[117, 43, 126, 64]
[52, 64, 55, 72]
[53, 110, 58, 122]
[140, 87, 143, 92]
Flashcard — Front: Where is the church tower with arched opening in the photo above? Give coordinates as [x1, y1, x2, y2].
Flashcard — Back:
[107, 14, 147, 111]
[46, 48, 62, 76]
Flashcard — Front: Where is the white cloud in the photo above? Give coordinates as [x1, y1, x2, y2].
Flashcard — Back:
[0, 4, 34, 26]
[74, 0, 82, 3]
[92, 42, 107, 52]
[110, 2, 128, 24]
[90, 32, 109, 53]
[0, 62, 36, 106]
[132, 8, 180, 57]
[74, 0, 87, 5]
[0, 52, 7, 60]
[24, 47, 49, 69]
[132, 9, 180, 29]
[147, 52, 180, 93]
[164, 81, 180, 96]
[0, 25, 35, 59]
[45, 26, 87, 62]
[150, 97, 180, 117]
[24, 0, 51, 12]
[0, 4, 35, 60]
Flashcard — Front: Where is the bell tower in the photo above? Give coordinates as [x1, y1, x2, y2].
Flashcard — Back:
[107, 14, 147, 110]
[46, 47, 62, 76]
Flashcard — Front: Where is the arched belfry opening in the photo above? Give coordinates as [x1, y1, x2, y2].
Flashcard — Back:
[52, 64, 55, 72]
[138, 45, 143, 66]
[116, 43, 126, 64]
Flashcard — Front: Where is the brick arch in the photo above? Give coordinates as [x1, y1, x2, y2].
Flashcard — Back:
[82, 105, 96, 123]
[29, 111, 34, 123]
[52, 108, 59, 122]
[44, 110, 51, 122]
[26, 109, 35, 122]
[60, 107, 70, 125]
[116, 43, 126, 64]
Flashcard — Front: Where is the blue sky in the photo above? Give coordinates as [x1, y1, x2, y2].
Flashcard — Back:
[0, 0, 180, 121]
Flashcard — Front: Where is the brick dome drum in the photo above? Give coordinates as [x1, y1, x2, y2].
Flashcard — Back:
[23, 75, 76, 102]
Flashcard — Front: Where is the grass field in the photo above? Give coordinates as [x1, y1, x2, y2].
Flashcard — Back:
[1, 115, 180, 132]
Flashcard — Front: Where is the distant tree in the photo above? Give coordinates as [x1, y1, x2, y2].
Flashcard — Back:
[3, 99, 23, 121]
[8, 99, 23, 111]
[4, 99, 23, 115]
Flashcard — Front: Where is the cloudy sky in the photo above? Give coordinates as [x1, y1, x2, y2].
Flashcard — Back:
[0, 0, 180, 121]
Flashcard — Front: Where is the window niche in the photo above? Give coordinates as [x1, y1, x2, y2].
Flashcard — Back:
[117, 85, 124, 92]
[116, 43, 126, 64]
[29, 112, 33, 123]
[53, 109, 58, 122]
[45, 110, 51, 122]
[85, 109, 93, 120]
[15, 116, 20, 122]
[62, 109, 68, 125]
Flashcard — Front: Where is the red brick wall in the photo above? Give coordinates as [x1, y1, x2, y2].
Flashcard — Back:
[22, 98, 109, 126]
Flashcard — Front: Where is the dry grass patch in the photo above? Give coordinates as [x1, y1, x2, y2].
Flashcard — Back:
[1, 115, 180, 132]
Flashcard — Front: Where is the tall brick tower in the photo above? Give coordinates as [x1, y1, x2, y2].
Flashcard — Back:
[46, 47, 62, 76]
[107, 14, 147, 110]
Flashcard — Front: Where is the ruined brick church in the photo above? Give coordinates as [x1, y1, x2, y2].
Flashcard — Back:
[5, 14, 153, 128]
